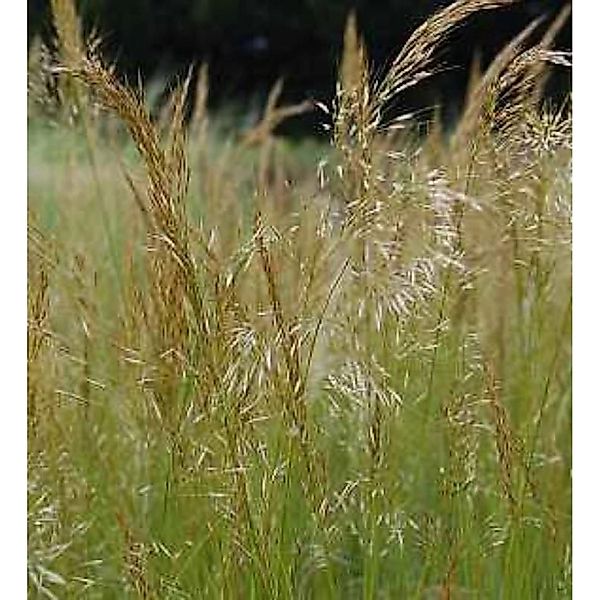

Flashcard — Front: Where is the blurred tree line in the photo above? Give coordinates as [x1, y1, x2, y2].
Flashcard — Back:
[28, 0, 571, 132]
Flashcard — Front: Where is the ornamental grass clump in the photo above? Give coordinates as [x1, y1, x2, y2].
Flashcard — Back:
[28, 0, 571, 596]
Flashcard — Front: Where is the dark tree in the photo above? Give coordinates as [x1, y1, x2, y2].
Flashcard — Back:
[29, 0, 571, 131]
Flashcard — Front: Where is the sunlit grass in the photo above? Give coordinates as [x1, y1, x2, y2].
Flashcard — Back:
[28, 1, 571, 597]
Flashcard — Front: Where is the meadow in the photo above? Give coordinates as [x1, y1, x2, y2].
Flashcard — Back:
[28, 0, 572, 597]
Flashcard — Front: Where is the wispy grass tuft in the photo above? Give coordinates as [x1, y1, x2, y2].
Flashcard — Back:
[28, 1, 571, 597]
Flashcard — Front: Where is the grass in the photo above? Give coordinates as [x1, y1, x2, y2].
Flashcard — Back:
[28, 0, 571, 597]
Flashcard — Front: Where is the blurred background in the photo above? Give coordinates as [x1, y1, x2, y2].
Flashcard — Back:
[27, 0, 571, 134]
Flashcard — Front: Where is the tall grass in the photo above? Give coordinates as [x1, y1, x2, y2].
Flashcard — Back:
[28, 0, 571, 597]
